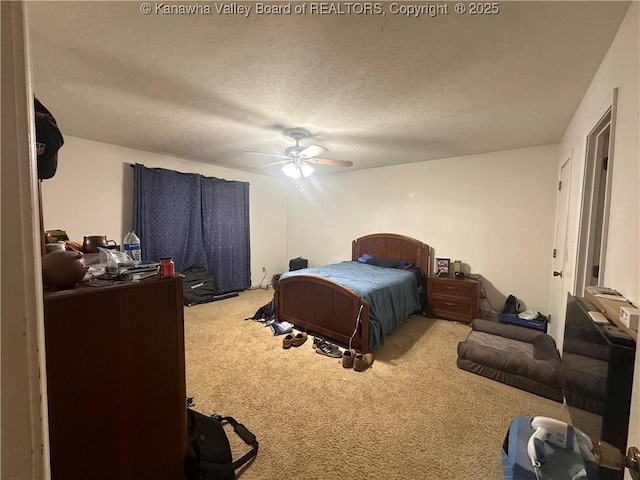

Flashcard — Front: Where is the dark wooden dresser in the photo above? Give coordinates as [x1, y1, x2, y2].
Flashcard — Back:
[43, 276, 187, 480]
[427, 276, 479, 323]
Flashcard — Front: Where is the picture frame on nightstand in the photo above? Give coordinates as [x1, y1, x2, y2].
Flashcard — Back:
[435, 258, 450, 277]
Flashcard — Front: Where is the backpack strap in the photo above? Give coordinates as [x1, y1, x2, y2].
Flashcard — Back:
[218, 416, 259, 470]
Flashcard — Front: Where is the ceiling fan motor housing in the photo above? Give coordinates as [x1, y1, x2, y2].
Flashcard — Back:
[284, 128, 311, 143]
[284, 145, 305, 158]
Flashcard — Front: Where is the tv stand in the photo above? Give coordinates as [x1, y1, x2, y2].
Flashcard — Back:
[562, 294, 635, 455]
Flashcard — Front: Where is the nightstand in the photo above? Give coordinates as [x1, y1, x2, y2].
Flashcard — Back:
[427, 276, 479, 323]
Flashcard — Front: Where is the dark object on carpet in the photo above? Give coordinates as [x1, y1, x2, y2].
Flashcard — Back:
[246, 295, 274, 321]
[457, 318, 563, 402]
[183, 267, 239, 306]
[313, 337, 342, 358]
[186, 407, 258, 480]
[244, 296, 293, 335]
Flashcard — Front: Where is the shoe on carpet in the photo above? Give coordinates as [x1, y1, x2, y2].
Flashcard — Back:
[282, 334, 295, 349]
[353, 352, 374, 371]
[292, 332, 308, 347]
[342, 349, 357, 368]
[315, 340, 342, 358]
[312, 336, 325, 349]
[284, 332, 308, 348]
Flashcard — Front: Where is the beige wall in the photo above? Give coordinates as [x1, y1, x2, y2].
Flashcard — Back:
[286, 144, 559, 314]
[553, 2, 639, 469]
[40, 136, 291, 287]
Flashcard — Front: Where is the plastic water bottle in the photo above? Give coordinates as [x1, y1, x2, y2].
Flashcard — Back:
[123, 230, 142, 264]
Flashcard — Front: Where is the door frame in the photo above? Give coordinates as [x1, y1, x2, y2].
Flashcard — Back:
[574, 88, 618, 295]
[1, 1, 50, 477]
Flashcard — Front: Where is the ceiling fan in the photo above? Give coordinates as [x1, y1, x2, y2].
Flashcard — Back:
[245, 128, 353, 179]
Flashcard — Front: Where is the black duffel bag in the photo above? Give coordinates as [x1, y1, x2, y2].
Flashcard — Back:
[289, 256, 308, 271]
[186, 407, 258, 480]
[182, 267, 218, 307]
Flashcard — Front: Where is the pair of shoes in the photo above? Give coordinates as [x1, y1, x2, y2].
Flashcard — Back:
[342, 349, 357, 368]
[313, 336, 342, 358]
[283, 331, 308, 349]
[353, 352, 374, 372]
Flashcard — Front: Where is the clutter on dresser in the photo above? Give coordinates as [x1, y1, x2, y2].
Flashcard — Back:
[122, 230, 142, 263]
[159, 257, 175, 278]
[84, 247, 157, 281]
[50, 245, 161, 288]
[45, 229, 69, 242]
[41, 250, 89, 290]
[45, 242, 66, 254]
[435, 257, 450, 277]
[81, 235, 118, 254]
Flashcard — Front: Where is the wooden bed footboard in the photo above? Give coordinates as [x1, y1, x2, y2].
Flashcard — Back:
[275, 275, 371, 352]
[275, 233, 429, 353]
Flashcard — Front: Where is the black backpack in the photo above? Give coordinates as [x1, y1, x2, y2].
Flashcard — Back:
[182, 267, 218, 307]
[502, 294, 521, 315]
[186, 407, 258, 480]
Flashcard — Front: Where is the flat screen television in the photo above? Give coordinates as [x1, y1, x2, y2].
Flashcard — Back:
[561, 293, 635, 454]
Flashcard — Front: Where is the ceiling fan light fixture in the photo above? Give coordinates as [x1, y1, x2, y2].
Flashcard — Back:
[300, 163, 313, 178]
[282, 163, 301, 179]
[282, 162, 314, 179]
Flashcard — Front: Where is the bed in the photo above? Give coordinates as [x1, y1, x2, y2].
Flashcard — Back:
[275, 233, 430, 353]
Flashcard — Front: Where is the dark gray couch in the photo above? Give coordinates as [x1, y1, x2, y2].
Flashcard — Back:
[457, 318, 564, 402]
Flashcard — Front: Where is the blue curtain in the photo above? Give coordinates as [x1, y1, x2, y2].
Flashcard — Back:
[200, 176, 251, 294]
[133, 164, 250, 293]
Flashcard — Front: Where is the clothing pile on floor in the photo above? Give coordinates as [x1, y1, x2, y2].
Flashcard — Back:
[244, 297, 294, 335]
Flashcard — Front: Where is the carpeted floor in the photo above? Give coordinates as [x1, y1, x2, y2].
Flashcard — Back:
[184, 288, 571, 480]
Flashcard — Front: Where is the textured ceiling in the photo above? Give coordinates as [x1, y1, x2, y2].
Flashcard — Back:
[26, 1, 630, 178]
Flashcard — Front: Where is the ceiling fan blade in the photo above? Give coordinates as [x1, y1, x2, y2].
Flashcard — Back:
[298, 144, 326, 159]
[306, 157, 353, 168]
[243, 151, 287, 160]
[263, 160, 291, 167]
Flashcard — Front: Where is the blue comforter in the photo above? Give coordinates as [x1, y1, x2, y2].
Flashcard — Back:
[280, 261, 421, 348]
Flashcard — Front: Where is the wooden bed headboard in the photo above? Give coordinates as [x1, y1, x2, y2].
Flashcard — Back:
[351, 233, 430, 276]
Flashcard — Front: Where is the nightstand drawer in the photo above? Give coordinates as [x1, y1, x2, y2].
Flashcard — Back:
[430, 279, 476, 298]
[430, 297, 474, 321]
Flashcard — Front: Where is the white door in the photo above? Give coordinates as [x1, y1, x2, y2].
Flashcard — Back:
[548, 157, 571, 347]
